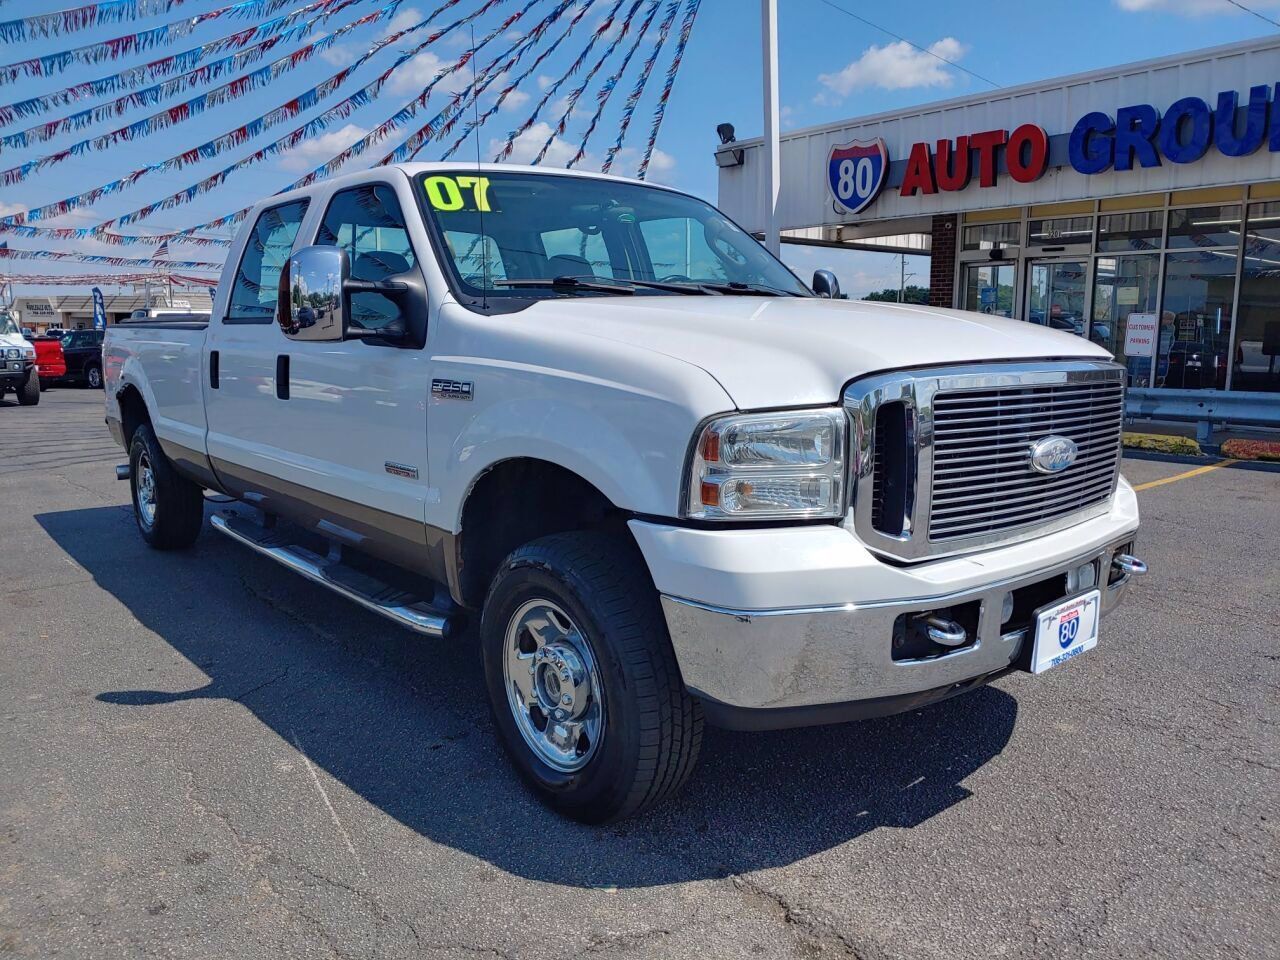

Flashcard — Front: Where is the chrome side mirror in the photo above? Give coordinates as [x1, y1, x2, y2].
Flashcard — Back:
[812, 269, 841, 299]
[278, 245, 347, 341]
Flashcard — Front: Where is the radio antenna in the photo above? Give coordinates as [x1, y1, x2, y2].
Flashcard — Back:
[470, 22, 489, 311]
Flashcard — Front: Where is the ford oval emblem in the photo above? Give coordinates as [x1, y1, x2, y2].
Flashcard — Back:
[1029, 435, 1078, 474]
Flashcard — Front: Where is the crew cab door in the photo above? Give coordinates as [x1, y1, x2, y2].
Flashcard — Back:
[205, 181, 435, 575]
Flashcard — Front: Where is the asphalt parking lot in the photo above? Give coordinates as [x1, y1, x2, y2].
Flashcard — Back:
[2, 388, 1277, 960]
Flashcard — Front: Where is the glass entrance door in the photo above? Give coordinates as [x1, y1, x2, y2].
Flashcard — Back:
[1026, 259, 1090, 339]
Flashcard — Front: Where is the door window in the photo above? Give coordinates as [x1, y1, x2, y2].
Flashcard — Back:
[227, 200, 309, 324]
[963, 262, 1014, 316]
[1027, 260, 1088, 337]
[317, 184, 418, 332]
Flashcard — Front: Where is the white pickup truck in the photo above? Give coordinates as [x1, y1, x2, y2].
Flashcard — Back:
[104, 164, 1144, 822]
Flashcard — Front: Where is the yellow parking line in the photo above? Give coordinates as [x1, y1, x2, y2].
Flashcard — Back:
[1133, 460, 1238, 492]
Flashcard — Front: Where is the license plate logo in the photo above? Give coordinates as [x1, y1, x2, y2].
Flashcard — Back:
[1031, 590, 1100, 674]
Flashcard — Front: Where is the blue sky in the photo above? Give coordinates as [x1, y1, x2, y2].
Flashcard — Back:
[0, 0, 1277, 296]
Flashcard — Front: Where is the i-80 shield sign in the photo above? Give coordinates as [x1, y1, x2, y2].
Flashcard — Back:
[827, 138, 888, 215]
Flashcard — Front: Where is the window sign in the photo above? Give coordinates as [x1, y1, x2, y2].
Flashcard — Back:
[1124, 313, 1158, 357]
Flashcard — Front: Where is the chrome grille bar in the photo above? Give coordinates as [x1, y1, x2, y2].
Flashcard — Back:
[843, 360, 1125, 562]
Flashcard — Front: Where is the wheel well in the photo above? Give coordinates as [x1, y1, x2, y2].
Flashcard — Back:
[116, 384, 151, 445]
[457, 459, 630, 608]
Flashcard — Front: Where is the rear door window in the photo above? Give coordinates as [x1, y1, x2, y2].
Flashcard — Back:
[227, 199, 309, 323]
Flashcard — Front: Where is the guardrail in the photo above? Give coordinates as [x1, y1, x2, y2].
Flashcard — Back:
[1125, 388, 1280, 442]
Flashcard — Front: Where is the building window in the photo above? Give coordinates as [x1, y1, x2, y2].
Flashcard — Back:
[961, 222, 1019, 252]
[1028, 216, 1093, 247]
[1166, 205, 1241, 249]
[1233, 201, 1280, 392]
[1158, 250, 1237, 390]
[1097, 211, 1163, 252]
[963, 262, 1015, 316]
[1093, 255, 1160, 385]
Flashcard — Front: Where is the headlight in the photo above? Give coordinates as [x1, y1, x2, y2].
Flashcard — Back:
[4, 347, 19, 360]
[684, 409, 847, 520]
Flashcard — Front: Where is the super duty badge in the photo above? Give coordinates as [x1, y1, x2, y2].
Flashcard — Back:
[431, 379, 474, 401]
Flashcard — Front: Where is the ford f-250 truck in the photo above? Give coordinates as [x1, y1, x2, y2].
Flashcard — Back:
[104, 164, 1145, 822]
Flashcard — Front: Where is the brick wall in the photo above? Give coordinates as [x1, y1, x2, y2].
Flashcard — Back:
[929, 214, 958, 308]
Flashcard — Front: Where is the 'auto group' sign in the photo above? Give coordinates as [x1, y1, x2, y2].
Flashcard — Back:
[827, 83, 1279, 209]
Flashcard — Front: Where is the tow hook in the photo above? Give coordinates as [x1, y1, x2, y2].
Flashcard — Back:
[923, 616, 968, 647]
[1111, 554, 1147, 577]
[115, 463, 131, 481]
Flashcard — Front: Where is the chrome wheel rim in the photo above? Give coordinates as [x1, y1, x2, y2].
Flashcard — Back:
[136, 452, 157, 527]
[88, 368, 101, 388]
[502, 599, 604, 773]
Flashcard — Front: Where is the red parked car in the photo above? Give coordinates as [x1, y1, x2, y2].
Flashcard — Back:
[30, 335, 67, 389]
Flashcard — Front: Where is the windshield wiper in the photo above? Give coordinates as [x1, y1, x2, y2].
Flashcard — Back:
[685, 280, 802, 297]
[492, 275, 718, 296]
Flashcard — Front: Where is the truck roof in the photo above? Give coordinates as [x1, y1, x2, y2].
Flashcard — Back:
[258, 162, 680, 214]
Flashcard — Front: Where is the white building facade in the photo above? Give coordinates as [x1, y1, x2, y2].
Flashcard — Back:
[717, 36, 1280, 394]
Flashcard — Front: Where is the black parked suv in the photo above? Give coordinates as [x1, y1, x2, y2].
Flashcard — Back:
[59, 329, 105, 388]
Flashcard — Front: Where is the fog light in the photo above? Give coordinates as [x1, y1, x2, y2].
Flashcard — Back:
[1001, 591, 1014, 625]
[1076, 562, 1099, 591]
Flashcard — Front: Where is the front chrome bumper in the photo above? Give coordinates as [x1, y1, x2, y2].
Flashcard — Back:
[659, 533, 1144, 730]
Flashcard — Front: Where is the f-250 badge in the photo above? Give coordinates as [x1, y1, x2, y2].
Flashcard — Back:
[431, 379, 474, 401]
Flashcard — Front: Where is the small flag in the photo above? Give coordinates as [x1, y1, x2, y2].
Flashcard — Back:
[153, 240, 169, 259]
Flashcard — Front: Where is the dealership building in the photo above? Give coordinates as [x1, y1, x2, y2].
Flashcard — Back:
[717, 36, 1280, 395]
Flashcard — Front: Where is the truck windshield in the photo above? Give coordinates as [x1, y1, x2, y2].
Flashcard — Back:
[416, 171, 810, 300]
[0, 312, 18, 336]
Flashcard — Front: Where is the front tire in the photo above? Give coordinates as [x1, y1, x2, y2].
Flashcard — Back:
[17, 370, 40, 406]
[481, 532, 702, 823]
[86, 364, 103, 390]
[129, 424, 204, 549]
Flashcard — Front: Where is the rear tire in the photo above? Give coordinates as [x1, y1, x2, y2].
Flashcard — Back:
[86, 364, 103, 390]
[17, 370, 40, 406]
[129, 423, 204, 550]
[481, 531, 702, 823]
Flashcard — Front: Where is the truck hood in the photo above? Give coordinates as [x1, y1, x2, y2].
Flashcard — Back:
[0, 332, 33, 355]
[520, 296, 1113, 409]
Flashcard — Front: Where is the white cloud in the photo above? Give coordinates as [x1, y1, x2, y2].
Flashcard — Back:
[817, 37, 966, 98]
[1114, 0, 1278, 11]
[499, 89, 531, 111]
[387, 51, 472, 96]
[0, 201, 28, 218]
[537, 74, 555, 91]
[278, 123, 369, 172]
[488, 121, 580, 166]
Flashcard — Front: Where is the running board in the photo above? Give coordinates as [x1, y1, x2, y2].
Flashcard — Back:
[210, 511, 455, 639]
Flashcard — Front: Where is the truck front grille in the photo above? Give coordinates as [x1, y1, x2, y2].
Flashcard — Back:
[844, 361, 1125, 562]
[927, 380, 1124, 542]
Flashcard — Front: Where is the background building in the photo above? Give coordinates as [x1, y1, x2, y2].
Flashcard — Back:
[718, 35, 1280, 395]
[9, 288, 213, 335]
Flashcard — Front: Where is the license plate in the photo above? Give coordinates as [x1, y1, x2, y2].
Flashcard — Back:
[1030, 590, 1101, 674]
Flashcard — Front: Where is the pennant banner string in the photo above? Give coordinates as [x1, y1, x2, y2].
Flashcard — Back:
[600, 0, 679, 173]
[0, 1, 437, 170]
[0, 0, 393, 127]
[531, 0, 648, 167]
[494, 0, 628, 162]
[638, 0, 698, 178]
[1, 0, 495, 225]
[437, 0, 598, 161]
[0, 222, 232, 247]
[117, 0, 552, 237]
[0, 0, 363, 86]
[0, 246, 223, 270]
[0, 0, 202, 43]
[566, 0, 664, 169]
[394, 0, 585, 163]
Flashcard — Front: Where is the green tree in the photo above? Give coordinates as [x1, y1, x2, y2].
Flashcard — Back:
[863, 285, 929, 305]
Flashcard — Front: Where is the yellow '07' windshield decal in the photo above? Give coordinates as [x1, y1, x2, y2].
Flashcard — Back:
[424, 175, 492, 212]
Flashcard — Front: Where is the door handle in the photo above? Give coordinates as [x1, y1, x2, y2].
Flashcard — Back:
[209, 350, 219, 389]
[276, 354, 289, 400]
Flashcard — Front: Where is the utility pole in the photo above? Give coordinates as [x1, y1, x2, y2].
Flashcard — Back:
[898, 253, 915, 303]
[761, 0, 780, 257]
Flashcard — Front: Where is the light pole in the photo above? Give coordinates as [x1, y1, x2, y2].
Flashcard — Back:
[761, 0, 780, 257]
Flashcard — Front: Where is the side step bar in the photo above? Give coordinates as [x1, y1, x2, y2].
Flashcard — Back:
[210, 511, 455, 639]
